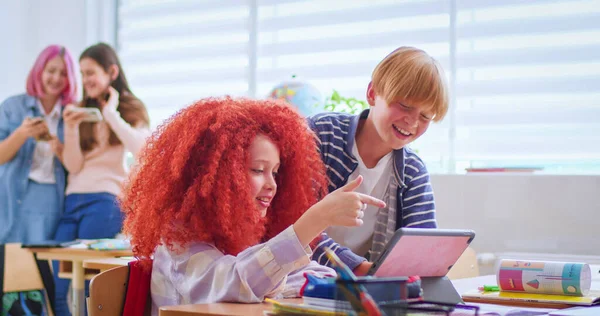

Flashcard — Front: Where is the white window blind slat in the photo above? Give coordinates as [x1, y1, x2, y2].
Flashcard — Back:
[120, 19, 249, 42]
[258, 2, 448, 31]
[129, 67, 249, 87]
[457, 76, 600, 95]
[135, 80, 248, 99]
[457, 44, 600, 68]
[119, 0, 248, 19]
[457, 106, 600, 126]
[459, 0, 557, 9]
[119, 43, 249, 64]
[459, 0, 600, 16]
[258, 29, 449, 57]
[455, 137, 600, 157]
[458, 13, 600, 38]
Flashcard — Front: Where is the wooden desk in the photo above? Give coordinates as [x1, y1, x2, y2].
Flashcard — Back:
[82, 256, 134, 272]
[159, 299, 301, 316]
[29, 247, 132, 316]
[158, 277, 494, 316]
[451, 274, 494, 295]
[157, 277, 554, 316]
[157, 266, 600, 316]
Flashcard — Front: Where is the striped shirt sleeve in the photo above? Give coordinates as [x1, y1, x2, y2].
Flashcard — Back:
[306, 113, 372, 270]
[311, 232, 367, 270]
[402, 153, 437, 228]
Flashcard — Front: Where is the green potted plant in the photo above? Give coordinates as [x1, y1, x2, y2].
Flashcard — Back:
[322, 90, 368, 114]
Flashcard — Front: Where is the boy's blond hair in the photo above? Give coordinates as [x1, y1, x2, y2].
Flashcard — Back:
[371, 46, 449, 122]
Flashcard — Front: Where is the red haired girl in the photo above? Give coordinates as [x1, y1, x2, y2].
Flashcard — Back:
[121, 97, 385, 312]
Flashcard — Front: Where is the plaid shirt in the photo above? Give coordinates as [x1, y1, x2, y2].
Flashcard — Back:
[150, 226, 335, 315]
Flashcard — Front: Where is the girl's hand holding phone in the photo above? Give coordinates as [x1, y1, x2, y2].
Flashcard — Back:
[63, 104, 88, 128]
[16, 117, 50, 140]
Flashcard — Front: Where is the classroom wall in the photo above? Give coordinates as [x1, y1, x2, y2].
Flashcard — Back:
[432, 174, 600, 259]
[3, 0, 598, 264]
[0, 0, 115, 100]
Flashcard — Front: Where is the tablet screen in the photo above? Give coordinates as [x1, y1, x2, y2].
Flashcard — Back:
[369, 228, 475, 278]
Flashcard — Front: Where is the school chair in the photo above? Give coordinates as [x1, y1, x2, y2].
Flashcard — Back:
[88, 261, 151, 316]
[1, 243, 55, 316]
[446, 247, 479, 280]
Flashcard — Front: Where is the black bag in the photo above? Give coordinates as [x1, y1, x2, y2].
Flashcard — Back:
[0, 244, 54, 316]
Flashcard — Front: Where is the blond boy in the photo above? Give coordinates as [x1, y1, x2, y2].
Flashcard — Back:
[308, 47, 449, 274]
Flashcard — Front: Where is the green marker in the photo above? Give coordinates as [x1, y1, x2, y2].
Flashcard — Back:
[480, 285, 500, 291]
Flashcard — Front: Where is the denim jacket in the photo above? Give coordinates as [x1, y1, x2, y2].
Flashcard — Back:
[0, 94, 66, 242]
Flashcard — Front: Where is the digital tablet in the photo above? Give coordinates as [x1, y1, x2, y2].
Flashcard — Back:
[367, 228, 475, 278]
[21, 240, 80, 248]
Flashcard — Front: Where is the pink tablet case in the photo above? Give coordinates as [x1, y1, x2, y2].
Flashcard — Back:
[372, 235, 471, 278]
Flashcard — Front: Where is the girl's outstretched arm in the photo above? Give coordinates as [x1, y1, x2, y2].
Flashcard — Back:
[152, 226, 316, 305]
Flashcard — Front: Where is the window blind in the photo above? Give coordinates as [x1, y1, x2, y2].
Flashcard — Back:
[451, 0, 600, 174]
[118, 0, 252, 126]
[117, 0, 600, 174]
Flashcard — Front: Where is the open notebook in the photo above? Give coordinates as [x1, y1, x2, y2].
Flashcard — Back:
[462, 289, 600, 308]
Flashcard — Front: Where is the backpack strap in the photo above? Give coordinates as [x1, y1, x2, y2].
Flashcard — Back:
[122, 260, 152, 316]
[34, 253, 56, 314]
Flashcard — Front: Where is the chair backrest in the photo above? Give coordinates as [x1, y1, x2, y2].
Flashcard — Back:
[88, 266, 129, 316]
[3, 243, 45, 292]
[2, 243, 55, 316]
[447, 247, 479, 280]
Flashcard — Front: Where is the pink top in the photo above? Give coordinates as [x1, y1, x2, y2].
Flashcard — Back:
[63, 106, 150, 196]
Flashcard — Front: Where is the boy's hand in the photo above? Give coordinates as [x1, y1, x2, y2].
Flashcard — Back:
[353, 261, 373, 276]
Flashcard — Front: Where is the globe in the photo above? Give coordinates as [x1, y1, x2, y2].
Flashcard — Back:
[268, 79, 323, 117]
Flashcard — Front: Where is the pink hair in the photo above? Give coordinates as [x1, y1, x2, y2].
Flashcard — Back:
[26, 45, 77, 105]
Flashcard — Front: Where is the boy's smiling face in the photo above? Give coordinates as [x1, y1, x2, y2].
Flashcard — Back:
[368, 87, 433, 151]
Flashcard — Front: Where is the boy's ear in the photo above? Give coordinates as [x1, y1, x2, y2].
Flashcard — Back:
[366, 82, 376, 106]
[108, 64, 120, 81]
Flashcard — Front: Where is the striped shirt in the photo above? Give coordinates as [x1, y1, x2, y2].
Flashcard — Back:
[307, 110, 437, 270]
[150, 226, 335, 315]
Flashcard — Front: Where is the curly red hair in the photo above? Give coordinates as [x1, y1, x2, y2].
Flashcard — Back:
[121, 97, 328, 266]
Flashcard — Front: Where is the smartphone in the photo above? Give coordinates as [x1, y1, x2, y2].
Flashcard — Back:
[32, 117, 52, 141]
[70, 107, 103, 122]
[36, 132, 53, 141]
